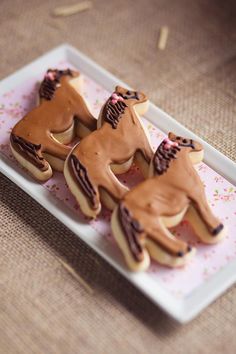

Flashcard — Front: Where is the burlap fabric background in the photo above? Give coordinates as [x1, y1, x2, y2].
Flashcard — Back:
[0, 0, 236, 353]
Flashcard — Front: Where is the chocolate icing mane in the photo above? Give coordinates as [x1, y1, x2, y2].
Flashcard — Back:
[104, 96, 127, 129]
[70, 154, 97, 208]
[39, 69, 73, 101]
[153, 141, 180, 175]
[153, 136, 197, 175]
[10, 134, 47, 170]
[119, 203, 144, 261]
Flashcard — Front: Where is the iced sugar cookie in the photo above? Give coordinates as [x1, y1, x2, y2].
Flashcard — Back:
[111, 133, 225, 271]
[64, 86, 154, 218]
[10, 69, 97, 181]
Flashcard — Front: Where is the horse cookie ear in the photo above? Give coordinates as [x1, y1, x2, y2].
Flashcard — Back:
[167, 132, 204, 164]
[168, 132, 177, 141]
[115, 85, 125, 94]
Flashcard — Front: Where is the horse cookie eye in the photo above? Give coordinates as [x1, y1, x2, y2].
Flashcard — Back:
[183, 139, 188, 143]
[176, 136, 181, 140]
[127, 90, 131, 95]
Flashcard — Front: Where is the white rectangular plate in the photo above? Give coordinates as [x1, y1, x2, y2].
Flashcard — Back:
[0, 44, 236, 323]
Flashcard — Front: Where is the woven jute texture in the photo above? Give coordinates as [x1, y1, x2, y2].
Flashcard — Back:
[0, 0, 236, 353]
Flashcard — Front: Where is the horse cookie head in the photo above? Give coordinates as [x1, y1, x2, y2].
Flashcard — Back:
[152, 132, 204, 176]
[39, 68, 80, 102]
[114, 86, 149, 115]
[168, 132, 204, 165]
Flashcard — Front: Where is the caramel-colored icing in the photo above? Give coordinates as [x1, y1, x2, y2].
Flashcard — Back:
[11, 69, 96, 168]
[69, 86, 154, 209]
[118, 134, 224, 260]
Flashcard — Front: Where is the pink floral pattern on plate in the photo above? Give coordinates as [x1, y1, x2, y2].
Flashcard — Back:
[0, 62, 235, 299]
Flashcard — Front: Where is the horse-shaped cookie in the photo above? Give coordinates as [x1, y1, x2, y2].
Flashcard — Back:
[64, 86, 154, 218]
[10, 69, 97, 181]
[111, 133, 225, 271]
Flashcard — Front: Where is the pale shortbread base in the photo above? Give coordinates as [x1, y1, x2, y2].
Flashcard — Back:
[111, 205, 195, 271]
[160, 206, 188, 228]
[146, 238, 195, 268]
[42, 152, 64, 172]
[135, 99, 150, 117]
[184, 206, 225, 244]
[189, 149, 204, 165]
[53, 123, 75, 144]
[10, 143, 52, 181]
[100, 188, 118, 211]
[76, 122, 92, 139]
[110, 158, 133, 175]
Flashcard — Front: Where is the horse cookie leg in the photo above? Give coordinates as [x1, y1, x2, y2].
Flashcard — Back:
[43, 136, 71, 171]
[134, 139, 154, 178]
[146, 221, 195, 268]
[185, 204, 225, 244]
[187, 191, 225, 243]
[99, 168, 129, 210]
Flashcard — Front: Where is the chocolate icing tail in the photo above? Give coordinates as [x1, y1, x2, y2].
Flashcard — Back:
[118, 203, 144, 262]
[10, 134, 48, 171]
[69, 154, 98, 209]
[104, 100, 127, 129]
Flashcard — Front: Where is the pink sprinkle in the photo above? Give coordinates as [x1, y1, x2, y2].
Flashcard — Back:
[112, 93, 119, 100]
[163, 138, 179, 150]
[164, 143, 171, 149]
[111, 92, 124, 104]
[45, 71, 55, 80]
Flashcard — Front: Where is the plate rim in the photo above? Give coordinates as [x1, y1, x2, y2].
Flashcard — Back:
[0, 43, 235, 323]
